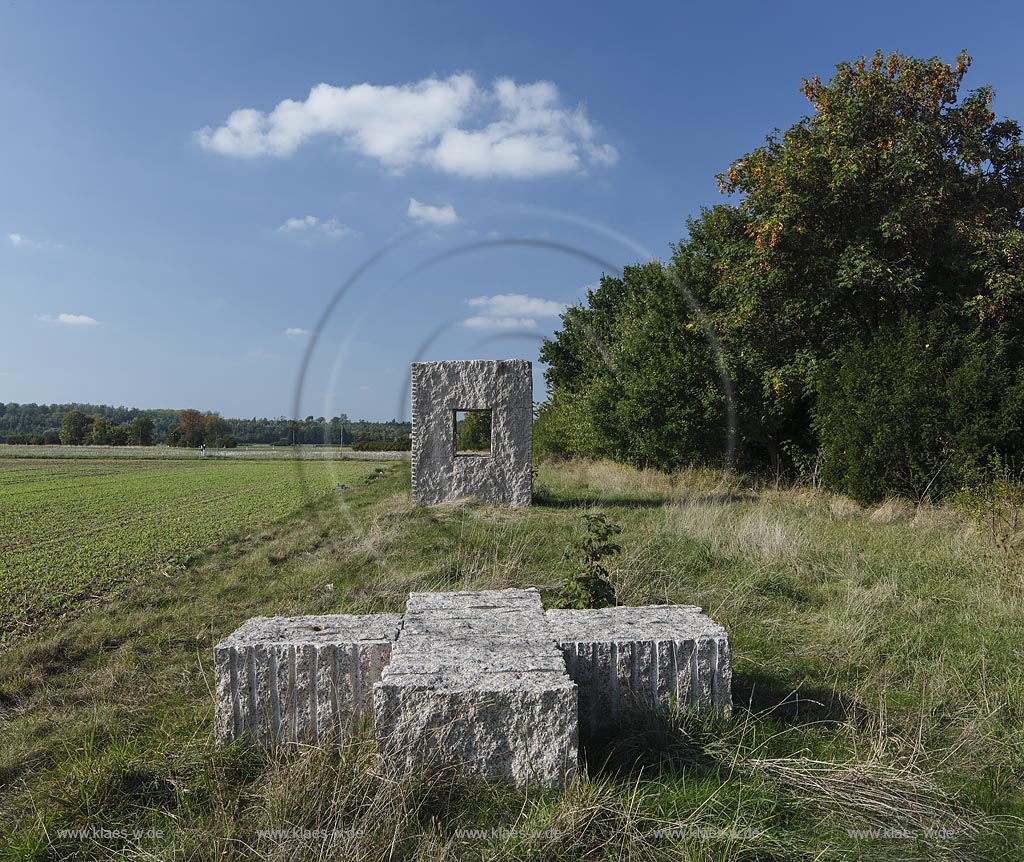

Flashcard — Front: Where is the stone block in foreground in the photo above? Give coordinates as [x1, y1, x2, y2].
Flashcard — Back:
[214, 613, 402, 746]
[546, 605, 732, 731]
[374, 589, 577, 787]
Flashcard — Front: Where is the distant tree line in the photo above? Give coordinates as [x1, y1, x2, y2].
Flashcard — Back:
[0, 402, 179, 442]
[0, 403, 412, 448]
[49, 411, 156, 446]
[225, 415, 411, 446]
[350, 439, 412, 451]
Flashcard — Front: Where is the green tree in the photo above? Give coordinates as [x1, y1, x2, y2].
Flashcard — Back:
[59, 410, 92, 445]
[539, 263, 727, 468]
[540, 50, 1024, 486]
[89, 417, 114, 445]
[456, 410, 492, 452]
[130, 416, 154, 446]
[109, 424, 132, 446]
[709, 48, 1024, 470]
[200, 413, 229, 446]
[816, 318, 1024, 503]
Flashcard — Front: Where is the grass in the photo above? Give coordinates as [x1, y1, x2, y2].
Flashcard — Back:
[0, 457, 385, 636]
[0, 458, 1022, 860]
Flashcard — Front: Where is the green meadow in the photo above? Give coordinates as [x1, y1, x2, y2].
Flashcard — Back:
[1, 458, 1021, 860]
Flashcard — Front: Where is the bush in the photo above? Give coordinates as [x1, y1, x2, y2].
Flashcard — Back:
[951, 458, 1024, 560]
[350, 439, 411, 452]
[554, 513, 621, 609]
[816, 318, 1024, 504]
[4, 433, 58, 445]
[532, 392, 599, 460]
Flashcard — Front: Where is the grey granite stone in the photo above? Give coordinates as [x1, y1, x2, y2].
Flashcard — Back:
[374, 589, 577, 787]
[411, 360, 532, 507]
[214, 614, 403, 746]
[546, 605, 732, 730]
[214, 595, 733, 787]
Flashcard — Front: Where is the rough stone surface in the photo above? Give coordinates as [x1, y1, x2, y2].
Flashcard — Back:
[546, 605, 732, 731]
[214, 614, 402, 746]
[411, 359, 532, 507]
[214, 595, 733, 786]
[374, 589, 577, 787]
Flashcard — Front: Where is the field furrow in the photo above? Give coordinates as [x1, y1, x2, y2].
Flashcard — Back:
[0, 457, 382, 635]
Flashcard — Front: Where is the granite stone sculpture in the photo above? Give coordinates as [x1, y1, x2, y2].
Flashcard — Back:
[411, 360, 532, 507]
[215, 589, 732, 788]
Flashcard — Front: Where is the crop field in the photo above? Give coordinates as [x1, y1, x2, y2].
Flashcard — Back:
[0, 457, 383, 636]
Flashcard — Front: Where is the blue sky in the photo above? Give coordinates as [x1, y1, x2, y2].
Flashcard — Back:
[2, 1, 1022, 421]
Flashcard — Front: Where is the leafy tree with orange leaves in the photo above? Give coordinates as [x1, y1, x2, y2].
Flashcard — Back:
[540, 50, 1024, 487]
[705, 49, 1023, 470]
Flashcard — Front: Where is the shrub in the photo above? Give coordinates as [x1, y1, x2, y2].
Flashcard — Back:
[554, 513, 621, 609]
[951, 457, 1024, 560]
[532, 392, 600, 460]
[815, 318, 1024, 504]
[350, 439, 411, 452]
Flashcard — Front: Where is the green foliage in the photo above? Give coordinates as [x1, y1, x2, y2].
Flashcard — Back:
[532, 391, 599, 460]
[229, 416, 408, 446]
[59, 410, 92, 445]
[951, 457, 1024, 559]
[455, 410, 491, 452]
[539, 50, 1024, 490]
[538, 264, 727, 469]
[2, 433, 58, 445]
[45, 409, 156, 447]
[816, 318, 1024, 503]
[350, 439, 411, 451]
[89, 416, 115, 445]
[130, 416, 154, 446]
[1, 403, 179, 442]
[166, 410, 237, 449]
[554, 513, 621, 609]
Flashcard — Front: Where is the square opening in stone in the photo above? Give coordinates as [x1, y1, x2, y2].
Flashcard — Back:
[453, 409, 492, 456]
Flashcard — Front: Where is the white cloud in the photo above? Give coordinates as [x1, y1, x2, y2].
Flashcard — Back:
[359, 385, 372, 391]
[198, 75, 616, 179]
[429, 79, 617, 179]
[9, 232, 60, 249]
[319, 218, 354, 239]
[278, 215, 318, 232]
[467, 293, 566, 318]
[35, 313, 100, 326]
[463, 315, 537, 330]
[275, 215, 355, 242]
[284, 327, 310, 337]
[462, 293, 567, 331]
[407, 198, 459, 226]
